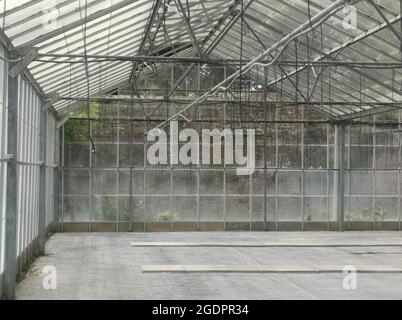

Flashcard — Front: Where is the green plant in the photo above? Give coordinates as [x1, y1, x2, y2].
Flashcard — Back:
[346, 209, 371, 221]
[374, 207, 387, 222]
[157, 210, 175, 222]
[303, 214, 312, 221]
[101, 197, 118, 221]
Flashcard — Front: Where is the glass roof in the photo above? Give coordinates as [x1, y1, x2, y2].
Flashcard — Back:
[0, 0, 401, 119]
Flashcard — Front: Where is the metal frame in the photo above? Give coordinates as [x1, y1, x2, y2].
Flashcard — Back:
[1, 0, 402, 299]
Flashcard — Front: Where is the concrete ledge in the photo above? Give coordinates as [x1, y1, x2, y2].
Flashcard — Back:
[373, 221, 401, 231]
[276, 222, 303, 231]
[199, 222, 225, 231]
[348, 221, 374, 231]
[172, 222, 198, 231]
[141, 265, 402, 273]
[145, 222, 172, 232]
[130, 241, 402, 247]
[61, 222, 90, 232]
[225, 222, 251, 231]
[117, 222, 132, 232]
[57, 221, 402, 232]
[91, 223, 117, 232]
[303, 222, 331, 231]
[251, 221, 264, 231]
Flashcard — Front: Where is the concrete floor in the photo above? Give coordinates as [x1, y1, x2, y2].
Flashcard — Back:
[16, 232, 402, 300]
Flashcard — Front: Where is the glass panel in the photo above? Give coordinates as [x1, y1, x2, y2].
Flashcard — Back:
[118, 196, 144, 222]
[345, 196, 373, 221]
[144, 196, 171, 221]
[277, 171, 302, 195]
[225, 170, 250, 195]
[304, 171, 328, 196]
[226, 196, 250, 221]
[374, 197, 398, 222]
[92, 170, 118, 195]
[63, 196, 90, 222]
[145, 170, 171, 195]
[118, 170, 144, 195]
[64, 143, 89, 167]
[63, 169, 90, 195]
[303, 197, 329, 222]
[172, 196, 197, 221]
[172, 170, 197, 195]
[348, 171, 373, 196]
[92, 196, 118, 222]
[199, 170, 224, 195]
[277, 197, 302, 221]
[92, 144, 118, 167]
[199, 196, 223, 221]
[375, 171, 398, 195]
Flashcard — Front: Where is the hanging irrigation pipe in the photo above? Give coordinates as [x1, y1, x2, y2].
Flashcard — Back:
[32, 55, 402, 68]
[145, 0, 353, 134]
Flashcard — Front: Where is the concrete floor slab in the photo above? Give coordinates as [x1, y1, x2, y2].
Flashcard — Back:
[141, 265, 402, 273]
[16, 232, 402, 300]
[130, 241, 402, 247]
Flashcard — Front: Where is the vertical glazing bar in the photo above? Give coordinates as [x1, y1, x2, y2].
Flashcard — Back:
[263, 67, 268, 231]
[399, 110, 401, 230]
[346, 126, 351, 230]
[274, 104, 279, 231]
[128, 95, 133, 232]
[61, 124, 65, 232]
[116, 100, 120, 232]
[17, 79, 24, 273]
[89, 120, 93, 232]
[334, 123, 345, 232]
[301, 109, 305, 231]
[143, 120, 147, 232]
[326, 124, 330, 230]
[53, 125, 60, 231]
[373, 117, 377, 229]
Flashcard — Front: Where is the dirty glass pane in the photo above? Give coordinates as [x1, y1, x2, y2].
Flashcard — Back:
[199, 196, 223, 221]
[63, 196, 90, 222]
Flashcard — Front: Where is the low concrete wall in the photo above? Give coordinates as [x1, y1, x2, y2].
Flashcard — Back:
[57, 221, 402, 232]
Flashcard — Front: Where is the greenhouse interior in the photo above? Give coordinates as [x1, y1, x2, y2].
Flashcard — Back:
[0, 0, 402, 301]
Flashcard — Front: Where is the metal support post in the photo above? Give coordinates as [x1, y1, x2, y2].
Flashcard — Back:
[334, 124, 346, 231]
[38, 106, 48, 255]
[4, 58, 18, 300]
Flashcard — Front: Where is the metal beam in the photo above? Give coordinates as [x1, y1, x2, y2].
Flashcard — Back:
[368, 0, 402, 42]
[35, 52, 402, 67]
[149, 0, 349, 132]
[41, 92, 60, 112]
[53, 127, 61, 230]
[8, 48, 38, 78]
[173, 0, 202, 56]
[129, 0, 162, 82]
[57, 116, 70, 128]
[338, 105, 400, 120]
[145, 0, 245, 116]
[267, 12, 401, 93]
[4, 59, 18, 300]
